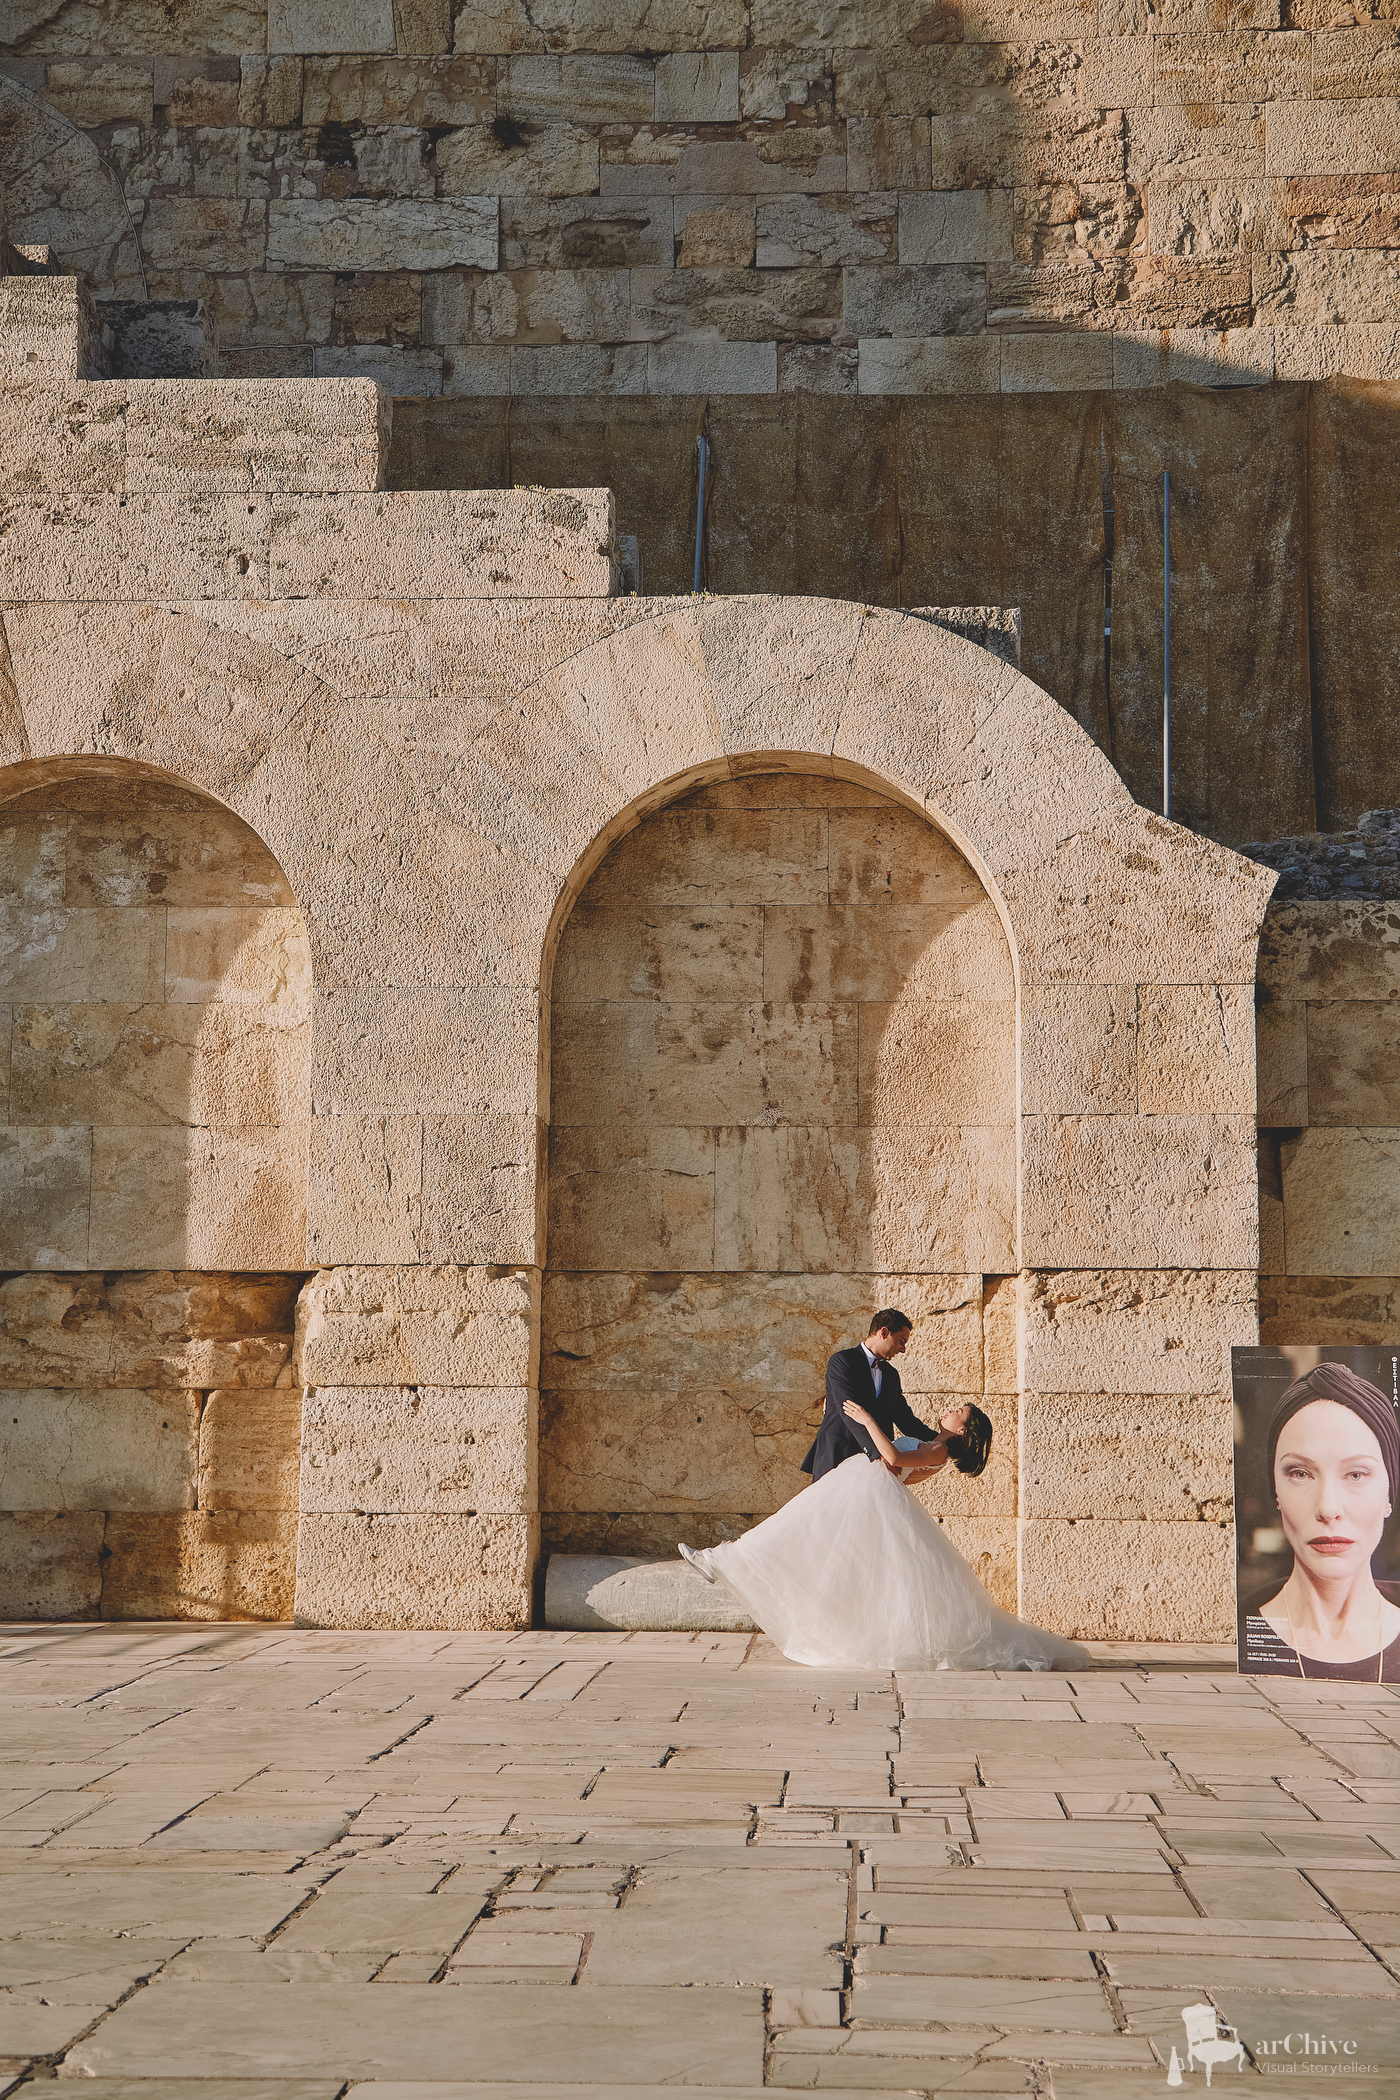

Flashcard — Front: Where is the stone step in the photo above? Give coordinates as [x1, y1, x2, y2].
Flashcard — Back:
[544, 1553, 759, 1633]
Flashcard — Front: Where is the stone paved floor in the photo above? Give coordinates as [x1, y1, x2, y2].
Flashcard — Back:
[2, 1627, 1399, 2099]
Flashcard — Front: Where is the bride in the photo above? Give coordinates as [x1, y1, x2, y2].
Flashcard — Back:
[680, 1397, 1088, 1672]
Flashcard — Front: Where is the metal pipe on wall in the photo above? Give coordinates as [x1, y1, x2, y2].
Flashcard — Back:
[693, 435, 709, 594]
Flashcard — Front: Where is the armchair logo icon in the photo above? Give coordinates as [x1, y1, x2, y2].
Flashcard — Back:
[1165, 2004, 1247, 2085]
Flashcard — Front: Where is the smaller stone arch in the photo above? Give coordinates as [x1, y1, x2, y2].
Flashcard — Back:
[0, 756, 308, 1625]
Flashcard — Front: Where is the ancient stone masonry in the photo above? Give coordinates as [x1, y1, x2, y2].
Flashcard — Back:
[0, 266, 1345, 1643]
[6, 3, 1400, 393]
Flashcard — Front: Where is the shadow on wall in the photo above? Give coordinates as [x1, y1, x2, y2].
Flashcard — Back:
[0, 757, 309, 1623]
[539, 766, 1020, 1607]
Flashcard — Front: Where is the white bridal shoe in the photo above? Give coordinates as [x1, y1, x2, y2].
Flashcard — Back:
[678, 1542, 716, 1584]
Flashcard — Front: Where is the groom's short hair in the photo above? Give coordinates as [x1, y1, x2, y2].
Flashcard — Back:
[868, 1309, 911, 1336]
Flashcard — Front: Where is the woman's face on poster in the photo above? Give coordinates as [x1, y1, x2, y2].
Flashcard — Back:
[1273, 1400, 1392, 1582]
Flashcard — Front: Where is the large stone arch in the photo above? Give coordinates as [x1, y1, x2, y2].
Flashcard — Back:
[2, 593, 1274, 1633]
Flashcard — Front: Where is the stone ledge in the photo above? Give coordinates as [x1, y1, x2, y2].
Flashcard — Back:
[545, 1552, 759, 1632]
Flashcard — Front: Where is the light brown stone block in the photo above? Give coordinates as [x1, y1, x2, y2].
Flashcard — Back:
[1265, 96, 1400, 180]
[437, 123, 600, 198]
[102, 1511, 297, 1622]
[983, 1274, 1018, 1397]
[584, 806, 828, 909]
[1017, 1517, 1235, 1641]
[0, 1270, 296, 1391]
[1259, 1274, 1400, 1346]
[266, 489, 613, 601]
[198, 1389, 302, 1513]
[266, 198, 497, 273]
[1, 1388, 199, 1513]
[1021, 1270, 1258, 1398]
[9, 1003, 310, 1131]
[909, 1392, 1016, 1518]
[1022, 1115, 1258, 1270]
[1258, 901, 1400, 1005]
[300, 1385, 535, 1514]
[164, 907, 311, 1015]
[1020, 1392, 1233, 1522]
[547, 1125, 714, 1271]
[122, 378, 387, 496]
[294, 1511, 535, 1629]
[762, 900, 1011, 1007]
[88, 1126, 307, 1271]
[0, 904, 164, 1004]
[856, 999, 1014, 1128]
[714, 1124, 1017, 1275]
[419, 1113, 543, 1266]
[543, 1385, 811, 1513]
[1307, 1001, 1400, 1127]
[827, 806, 984, 910]
[1281, 1127, 1400, 1277]
[553, 904, 764, 1004]
[313, 987, 539, 1119]
[63, 803, 294, 911]
[296, 1264, 539, 1389]
[1136, 984, 1255, 1115]
[0, 1124, 92, 1269]
[0, 1510, 103, 1621]
[551, 1000, 857, 1129]
[1257, 996, 1308, 1128]
[307, 1114, 422, 1267]
[928, 1513, 1017, 1613]
[0, 493, 270, 604]
[1020, 985, 1136, 1117]
[543, 1510, 761, 1556]
[540, 1270, 983, 1396]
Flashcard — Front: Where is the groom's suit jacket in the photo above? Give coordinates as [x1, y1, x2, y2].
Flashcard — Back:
[800, 1345, 939, 1481]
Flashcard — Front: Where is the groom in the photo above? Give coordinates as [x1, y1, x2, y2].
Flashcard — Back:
[801, 1309, 943, 1480]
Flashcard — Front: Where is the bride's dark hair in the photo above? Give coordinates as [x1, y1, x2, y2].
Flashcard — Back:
[946, 1404, 993, 1478]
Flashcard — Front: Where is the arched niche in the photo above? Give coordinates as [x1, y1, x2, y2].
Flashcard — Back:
[539, 765, 1022, 1602]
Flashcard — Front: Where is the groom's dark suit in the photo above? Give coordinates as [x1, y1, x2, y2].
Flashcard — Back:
[800, 1344, 939, 1480]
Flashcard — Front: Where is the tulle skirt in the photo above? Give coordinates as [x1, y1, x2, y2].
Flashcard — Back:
[689, 1455, 1089, 1673]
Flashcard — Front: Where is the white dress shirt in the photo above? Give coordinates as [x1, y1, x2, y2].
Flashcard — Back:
[861, 1341, 883, 1399]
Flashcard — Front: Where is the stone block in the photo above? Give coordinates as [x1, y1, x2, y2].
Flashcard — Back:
[510, 345, 648, 394]
[756, 194, 897, 269]
[296, 1264, 539, 1389]
[1, 1388, 199, 1513]
[314, 986, 537, 1118]
[541, 1270, 984, 1396]
[1265, 97, 1400, 179]
[266, 488, 614, 599]
[931, 109, 1126, 192]
[554, 902, 765, 1004]
[306, 1114, 422, 1266]
[778, 344, 857, 392]
[1254, 250, 1400, 327]
[0, 494, 269, 605]
[1020, 1392, 1233, 1521]
[656, 53, 740, 122]
[1021, 1270, 1258, 1398]
[1153, 28, 1309, 105]
[1280, 1127, 1400, 1277]
[454, 0, 745, 53]
[1023, 1114, 1258, 1271]
[122, 380, 389, 493]
[1273, 325, 1400, 383]
[542, 1385, 810, 1512]
[0, 1270, 297, 1391]
[88, 1126, 308, 1272]
[547, 1125, 715, 1272]
[1136, 984, 1255, 1115]
[501, 54, 654, 123]
[499, 196, 674, 269]
[198, 1389, 302, 1513]
[1149, 177, 1289, 259]
[0, 276, 102, 384]
[648, 340, 777, 391]
[983, 1274, 1017, 1397]
[858, 337, 1001, 394]
[0, 1124, 91, 1269]
[1307, 1000, 1400, 1126]
[677, 208, 756, 268]
[0, 379, 127, 498]
[1127, 106, 1264, 186]
[544, 1552, 758, 1630]
[294, 1511, 535, 1629]
[923, 1513, 1017, 1612]
[240, 56, 306, 127]
[1256, 995, 1307, 1128]
[141, 201, 267, 276]
[299, 55, 491, 126]
[42, 59, 155, 128]
[762, 900, 1011, 1006]
[104, 301, 219, 384]
[856, 999, 1015, 1128]
[551, 999, 857, 1130]
[0, 1510, 103, 1621]
[1312, 24, 1400, 100]
[1000, 335, 1116, 392]
[898, 191, 1012, 267]
[843, 265, 986, 339]
[441, 347, 515, 394]
[437, 124, 600, 199]
[61, 805, 291, 914]
[1259, 1275, 1400, 1346]
[433, 266, 631, 345]
[1, 897, 164, 1003]
[102, 1510, 297, 1622]
[543, 1510, 762, 1556]
[300, 1385, 535, 1513]
[418, 1112, 544, 1266]
[713, 1125, 1017, 1275]
[1259, 902, 1400, 1005]
[267, 199, 497, 272]
[10, 1002, 310, 1132]
[600, 126, 846, 198]
[587, 805, 828, 909]
[270, 0, 396, 53]
[1018, 1517, 1235, 1641]
[1020, 985, 1137, 1117]
[847, 117, 932, 193]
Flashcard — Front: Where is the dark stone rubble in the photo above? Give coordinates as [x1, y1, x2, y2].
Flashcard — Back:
[1242, 810, 1400, 900]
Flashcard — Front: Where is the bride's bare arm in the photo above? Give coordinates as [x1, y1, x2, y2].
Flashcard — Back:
[842, 1398, 902, 1470]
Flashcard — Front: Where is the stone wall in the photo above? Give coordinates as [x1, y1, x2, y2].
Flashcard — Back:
[5, 8, 1399, 392]
[541, 769, 1019, 1601]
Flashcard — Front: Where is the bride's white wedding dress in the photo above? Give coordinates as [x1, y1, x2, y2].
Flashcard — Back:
[684, 1454, 1089, 1672]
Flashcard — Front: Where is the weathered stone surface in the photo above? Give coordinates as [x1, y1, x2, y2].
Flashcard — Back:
[762, 901, 1012, 1005]
[983, 1273, 1017, 1397]
[294, 1512, 535, 1629]
[0, 276, 103, 384]
[267, 199, 498, 271]
[1021, 1270, 1258, 1398]
[1135, 984, 1255, 1115]
[856, 998, 1014, 1127]
[101, 1511, 297, 1622]
[300, 1386, 535, 1513]
[10, 1002, 309, 1131]
[1020, 985, 1136, 1116]
[552, 1000, 857, 1129]
[296, 1265, 538, 1388]
[1258, 901, 1400, 1005]
[900, 190, 1012, 267]
[1023, 1114, 1258, 1270]
[0, 1388, 199, 1513]
[1256, 994, 1308, 1127]
[88, 1125, 308, 1271]
[266, 488, 615, 599]
[1018, 1518, 1235, 1641]
[1306, 999, 1400, 1126]
[0, 1271, 297, 1391]
[544, 1553, 758, 1630]
[543, 1385, 811, 1511]
[923, 1512, 1017, 1612]
[198, 1389, 302, 1513]
[857, 335, 1002, 395]
[757, 194, 897, 268]
[0, 1123, 92, 1268]
[1020, 1393, 1233, 1521]
[1280, 1126, 1400, 1276]
[499, 196, 673, 269]
[547, 1126, 716, 1272]
[843, 265, 986, 339]
[0, 1509, 103, 1620]
[1259, 1274, 1400, 1345]
[540, 1271, 984, 1395]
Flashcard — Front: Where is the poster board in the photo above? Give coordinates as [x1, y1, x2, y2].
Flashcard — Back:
[1233, 1345, 1400, 1681]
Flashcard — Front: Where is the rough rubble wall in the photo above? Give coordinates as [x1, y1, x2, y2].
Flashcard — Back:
[540, 771, 1020, 1605]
